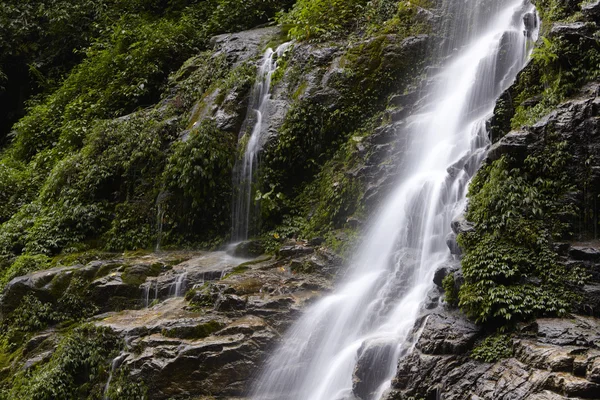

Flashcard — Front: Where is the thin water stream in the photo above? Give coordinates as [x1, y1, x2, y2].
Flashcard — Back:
[250, 1, 539, 399]
[232, 42, 291, 241]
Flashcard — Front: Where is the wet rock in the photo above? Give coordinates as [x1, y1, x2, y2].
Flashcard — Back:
[569, 246, 600, 262]
[580, 284, 600, 317]
[487, 129, 531, 162]
[415, 312, 479, 355]
[211, 27, 280, 66]
[123, 319, 278, 399]
[450, 215, 474, 235]
[535, 316, 600, 347]
[231, 240, 266, 258]
[433, 261, 460, 288]
[278, 244, 314, 258]
[445, 232, 460, 255]
[90, 274, 141, 311]
[353, 338, 397, 400]
[582, 0, 600, 22]
[215, 294, 247, 312]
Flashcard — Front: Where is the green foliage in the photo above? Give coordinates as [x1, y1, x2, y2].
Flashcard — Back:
[1, 295, 56, 350]
[458, 140, 586, 326]
[279, 0, 430, 41]
[6, 325, 122, 400]
[511, 20, 599, 129]
[162, 120, 236, 243]
[0, 0, 293, 263]
[279, 0, 368, 40]
[365, 0, 432, 35]
[104, 366, 147, 400]
[534, 0, 578, 24]
[471, 334, 513, 363]
[1, 278, 98, 351]
[442, 272, 458, 307]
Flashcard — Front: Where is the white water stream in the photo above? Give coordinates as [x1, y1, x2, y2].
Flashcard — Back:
[250, 1, 538, 399]
[232, 42, 292, 241]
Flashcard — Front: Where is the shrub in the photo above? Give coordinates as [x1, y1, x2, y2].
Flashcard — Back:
[7, 325, 123, 400]
[162, 120, 237, 243]
[458, 140, 586, 326]
[471, 334, 513, 363]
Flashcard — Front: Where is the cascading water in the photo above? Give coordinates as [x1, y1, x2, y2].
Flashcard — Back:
[232, 42, 291, 241]
[250, 1, 538, 399]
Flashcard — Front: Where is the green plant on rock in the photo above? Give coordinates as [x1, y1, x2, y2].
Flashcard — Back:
[471, 334, 513, 363]
[6, 325, 122, 400]
[442, 272, 458, 307]
[162, 120, 236, 244]
[458, 139, 586, 326]
[103, 366, 147, 400]
[279, 0, 369, 41]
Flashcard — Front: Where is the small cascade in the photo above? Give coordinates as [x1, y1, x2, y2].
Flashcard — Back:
[141, 279, 158, 307]
[155, 191, 169, 252]
[169, 272, 187, 297]
[231, 42, 292, 241]
[103, 353, 127, 400]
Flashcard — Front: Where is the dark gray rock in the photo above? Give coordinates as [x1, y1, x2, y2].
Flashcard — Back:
[582, 0, 600, 22]
[415, 312, 480, 355]
[450, 215, 474, 235]
[570, 246, 600, 262]
[487, 130, 531, 162]
[215, 294, 247, 312]
[353, 338, 397, 400]
[231, 240, 266, 258]
[278, 244, 315, 258]
[433, 261, 460, 288]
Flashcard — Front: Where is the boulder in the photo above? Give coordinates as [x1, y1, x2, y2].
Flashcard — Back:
[353, 338, 397, 400]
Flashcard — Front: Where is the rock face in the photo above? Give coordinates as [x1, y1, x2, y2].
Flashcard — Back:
[384, 309, 600, 400]
[87, 242, 336, 399]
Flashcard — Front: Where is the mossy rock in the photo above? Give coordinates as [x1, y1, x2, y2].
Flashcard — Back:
[162, 320, 226, 339]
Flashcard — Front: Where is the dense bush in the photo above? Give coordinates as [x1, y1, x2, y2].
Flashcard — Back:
[458, 141, 586, 326]
[279, 0, 431, 41]
[279, 0, 369, 40]
[5, 325, 125, 400]
[162, 120, 237, 244]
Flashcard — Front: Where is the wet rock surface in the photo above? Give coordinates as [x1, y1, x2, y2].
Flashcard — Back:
[82, 242, 335, 399]
[385, 309, 600, 400]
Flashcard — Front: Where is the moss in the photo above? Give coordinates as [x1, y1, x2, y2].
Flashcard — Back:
[292, 81, 308, 100]
[52, 250, 118, 268]
[223, 265, 251, 279]
[162, 320, 225, 339]
[231, 278, 264, 295]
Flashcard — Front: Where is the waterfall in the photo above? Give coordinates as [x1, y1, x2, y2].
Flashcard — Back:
[169, 272, 187, 298]
[232, 42, 292, 242]
[155, 191, 169, 252]
[250, 1, 538, 399]
[103, 353, 127, 400]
